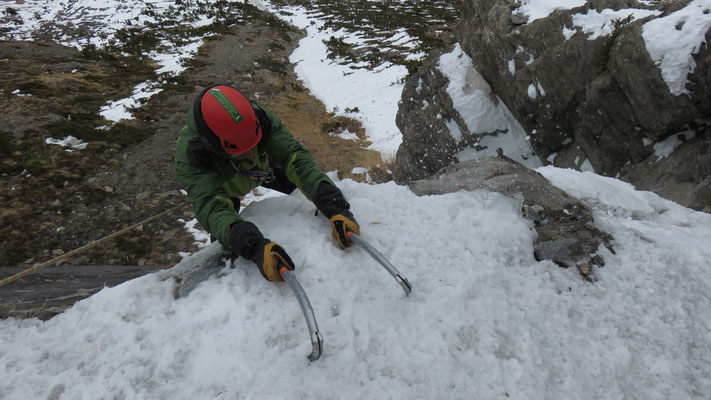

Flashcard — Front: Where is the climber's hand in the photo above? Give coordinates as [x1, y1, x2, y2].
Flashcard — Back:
[329, 214, 360, 249]
[252, 241, 295, 282]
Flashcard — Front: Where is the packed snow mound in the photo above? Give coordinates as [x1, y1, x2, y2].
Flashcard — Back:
[2, 175, 711, 399]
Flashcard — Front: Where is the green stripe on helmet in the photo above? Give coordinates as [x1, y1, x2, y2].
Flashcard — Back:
[209, 88, 244, 124]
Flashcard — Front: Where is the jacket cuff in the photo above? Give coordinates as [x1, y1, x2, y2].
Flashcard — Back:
[313, 181, 353, 219]
[229, 221, 269, 260]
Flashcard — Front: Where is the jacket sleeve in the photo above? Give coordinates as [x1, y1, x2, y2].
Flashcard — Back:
[175, 125, 242, 250]
[260, 107, 333, 201]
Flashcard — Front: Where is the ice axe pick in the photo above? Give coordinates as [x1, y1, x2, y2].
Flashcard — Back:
[280, 266, 323, 362]
[347, 232, 412, 296]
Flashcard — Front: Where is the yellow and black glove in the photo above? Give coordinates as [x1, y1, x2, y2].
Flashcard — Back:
[230, 221, 295, 282]
[314, 181, 359, 249]
[251, 241, 295, 282]
[329, 214, 360, 249]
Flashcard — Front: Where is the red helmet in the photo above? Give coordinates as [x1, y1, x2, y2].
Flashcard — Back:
[193, 85, 261, 156]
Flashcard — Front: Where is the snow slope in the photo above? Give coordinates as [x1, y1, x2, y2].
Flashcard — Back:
[2, 175, 710, 399]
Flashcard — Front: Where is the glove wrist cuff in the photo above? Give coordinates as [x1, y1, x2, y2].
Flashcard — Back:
[230, 221, 269, 260]
[314, 181, 352, 219]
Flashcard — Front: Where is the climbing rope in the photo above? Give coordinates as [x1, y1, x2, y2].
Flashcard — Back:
[0, 202, 189, 288]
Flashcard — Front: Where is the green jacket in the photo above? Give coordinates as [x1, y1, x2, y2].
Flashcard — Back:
[175, 105, 333, 251]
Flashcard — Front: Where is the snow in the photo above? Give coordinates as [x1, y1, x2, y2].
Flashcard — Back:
[517, 0, 587, 23]
[580, 158, 595, 172]
[562, 25, 577, 40]
[99, 81, 161, 122]
[350, 167, 372, 182]
[3, 175, 711, 399]
[242, 186, 287, 208]
[571, 8, 661, 40]
[444, 118, 463, 142]
[44, 135, 89, 150]
[536, 81, 546, 96]
[178, 218, 211, 249]
[653, 130, 696, 160]
[438, 45, 540, 168]
[328, 129, 360, 141]
[642, 0, 711, 96]
[527, 83, 538, 99]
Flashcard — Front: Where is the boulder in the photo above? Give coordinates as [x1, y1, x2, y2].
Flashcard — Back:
[408, 156, 612, 280]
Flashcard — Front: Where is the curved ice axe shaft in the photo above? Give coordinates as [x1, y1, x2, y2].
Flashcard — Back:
[348, 233, 412, 296]
[281, 268, 323, 361]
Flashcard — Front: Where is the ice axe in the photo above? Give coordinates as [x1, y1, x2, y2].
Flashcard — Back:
[347, 232, 412, 296]
[280, 266, 323, 362]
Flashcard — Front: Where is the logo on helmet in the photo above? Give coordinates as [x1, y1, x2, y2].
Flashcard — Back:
[209, 88, 243, 125]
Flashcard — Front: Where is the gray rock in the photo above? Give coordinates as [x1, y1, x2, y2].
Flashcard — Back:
[394, 48, 462, 182]
[136, 191, 151, 201]
[533, 238, 585, 267]
[510, 13, 529, 25]
[408, 156, 612, 278]
[621, 124, 711, 210]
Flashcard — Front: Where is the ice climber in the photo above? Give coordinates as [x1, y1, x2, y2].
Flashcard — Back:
[175, 84, 360, 282]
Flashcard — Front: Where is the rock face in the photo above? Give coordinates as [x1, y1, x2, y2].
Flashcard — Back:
[396, 0, 711, 211]
[394, 44, 540, 183]
[394, 49, 461, 182]
[408, 156, 612, 279]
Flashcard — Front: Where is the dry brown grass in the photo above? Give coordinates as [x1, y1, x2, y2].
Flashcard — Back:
[261, 81, 390, 183]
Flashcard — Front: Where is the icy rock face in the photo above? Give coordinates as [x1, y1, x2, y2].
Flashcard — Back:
[456, 0, 710, 169]
[397, 0, 711, 210]
[408, 156, 612, 279]
[394, 43, 540, 183]
[394, 49, 461, 182]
